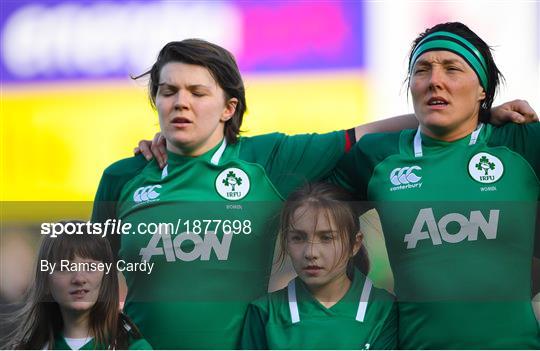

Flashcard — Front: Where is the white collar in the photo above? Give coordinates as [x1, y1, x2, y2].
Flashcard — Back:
[413, 123, 484, 158]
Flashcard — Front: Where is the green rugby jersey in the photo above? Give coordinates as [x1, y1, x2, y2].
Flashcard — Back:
[240, 269, 397, 350]
[92, 132, 348, 349]
[332, 123, 540, 349]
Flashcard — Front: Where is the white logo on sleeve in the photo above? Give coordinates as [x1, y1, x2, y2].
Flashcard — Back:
[389, 166, 422, 191]
[468, 152, 504, 184]
[215, 168, 250, 201]
[133, 185, 162, 203]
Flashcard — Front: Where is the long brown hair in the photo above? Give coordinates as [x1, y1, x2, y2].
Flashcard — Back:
[278, 183, 370, 276]
[2, 221, 142, 349]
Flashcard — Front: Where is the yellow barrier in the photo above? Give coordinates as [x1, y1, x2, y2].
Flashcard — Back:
[1, 72, 371, 201]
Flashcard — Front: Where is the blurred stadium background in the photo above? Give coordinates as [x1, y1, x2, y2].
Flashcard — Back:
[1, 0, 539, 314]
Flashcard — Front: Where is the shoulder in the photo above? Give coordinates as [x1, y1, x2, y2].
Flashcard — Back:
[238, 133, 285, 160]
[94, 155, 151, 204]
[248, 284, 290, 318]
[486, 122, 540, 169]
[239, 131, 345, 168]
[488, 122, 540, 143]
[355, 130, 408, 161]
[240, 131, 344, 152]
[250, 285, 288, 310]
[101, 154, 150, 178]
[353, 270, 395, 304]
[331, 130, 408, 195]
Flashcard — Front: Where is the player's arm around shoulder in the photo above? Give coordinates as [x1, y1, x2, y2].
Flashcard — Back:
[250, 131, 349, 175]
[243, 131, 351, 197]
[329, 130, 403, 199]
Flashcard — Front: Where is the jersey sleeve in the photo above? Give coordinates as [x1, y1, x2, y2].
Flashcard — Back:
[489, 122, 540, 179]
[91, 155, 148, 257]
[330, 131, 402, 201]
[489, 123, 540, 258]
[241, 131, 352, 197]
[239, 302, 269, 350]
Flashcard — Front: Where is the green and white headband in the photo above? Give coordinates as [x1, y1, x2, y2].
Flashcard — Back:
[409, 31, 489, 91]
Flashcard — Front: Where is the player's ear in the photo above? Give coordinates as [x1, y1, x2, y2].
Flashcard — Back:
[221, 98, 238, 122]
[352, 232, 363, 257]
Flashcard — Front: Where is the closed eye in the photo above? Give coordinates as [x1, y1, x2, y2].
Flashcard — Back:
[413, 67, 429, 75]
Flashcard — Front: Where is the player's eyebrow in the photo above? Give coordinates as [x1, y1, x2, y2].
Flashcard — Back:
[157, 83, 212, 90]
[415, 58, 464, 66]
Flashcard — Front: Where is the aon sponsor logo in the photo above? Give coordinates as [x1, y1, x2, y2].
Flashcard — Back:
[140, 230, 232, 262]
[404, 208, 499, 249]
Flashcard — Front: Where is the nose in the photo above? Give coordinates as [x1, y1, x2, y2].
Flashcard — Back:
[429, 66, 444, 90]
[174, 90, 190, 111]
[71, 270, 87, 285]
[303, 241, 320, 261]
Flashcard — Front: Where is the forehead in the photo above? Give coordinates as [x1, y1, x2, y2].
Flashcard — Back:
[414, 50, 467, 66]
[159, 62, 217, 85]
[291, 204, 335, 231]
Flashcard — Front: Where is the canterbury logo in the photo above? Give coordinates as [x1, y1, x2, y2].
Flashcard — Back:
[390, 166, 422, 186]
[133, 185, 162, 203]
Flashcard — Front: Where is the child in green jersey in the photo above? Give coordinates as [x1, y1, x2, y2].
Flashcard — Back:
[241, 183, 397, 350]
[2, 221, 151, 350]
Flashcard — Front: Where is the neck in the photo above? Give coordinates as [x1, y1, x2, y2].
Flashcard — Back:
[167, 134, 225, 157]
[421, 123, 479, 142]
[306, 271, 351, 308]
[61, 309, 92, 339]
[421, 114, 480, 142]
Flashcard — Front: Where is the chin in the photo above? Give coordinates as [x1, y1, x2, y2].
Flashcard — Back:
[419, 113, 451, 126]
[301, 275, 326, 287]
[420, 118, 456, 133]
[67, 301, 95, 312]
[166, 132, 192, 146]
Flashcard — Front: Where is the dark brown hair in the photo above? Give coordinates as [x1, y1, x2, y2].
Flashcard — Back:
[134, 39, 247, 144]
[278, 183, 370, 276]
[2, 221, 143, 349]
[407, 22, 503, 122]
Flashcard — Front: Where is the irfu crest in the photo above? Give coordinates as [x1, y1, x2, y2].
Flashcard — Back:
[468, 152, 504, 184]
[215, 168, 250, 201]
[222, 171, 242, 191]
[475, 156, 495, 175]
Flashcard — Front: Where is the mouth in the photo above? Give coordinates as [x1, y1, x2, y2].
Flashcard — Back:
[303, 265, 323, 276]
[170, 117, 192, 127]
[69, 289, 89, 298]
[426, 97, 449, 109]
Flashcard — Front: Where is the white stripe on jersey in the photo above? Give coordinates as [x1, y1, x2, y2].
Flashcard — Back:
[287, 280, 300, 324]
[211, 139, 228, 165]
[414, 123, 484, 158]
[356, 277, 373, 322]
